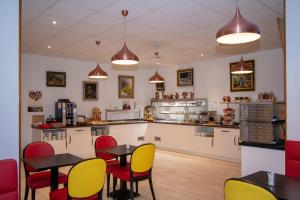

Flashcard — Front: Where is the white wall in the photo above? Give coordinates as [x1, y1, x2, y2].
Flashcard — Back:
[22, 48, 284, 147]
[0, 0, 19, 161]
[21, 54, 155, 148]
[286, 0, 300, 141]
[157, 48, 284, 115]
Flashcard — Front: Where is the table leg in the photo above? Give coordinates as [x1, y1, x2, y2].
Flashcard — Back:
[50, 167, 59, 191]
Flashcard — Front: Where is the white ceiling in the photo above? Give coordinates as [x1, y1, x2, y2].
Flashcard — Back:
[22, 0, 284, 68]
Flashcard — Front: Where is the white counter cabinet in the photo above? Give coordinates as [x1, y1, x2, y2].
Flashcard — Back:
[109, 123, 148, 146]
[214, 128, 240, 162]
[147, 123, 195, 153]
[66, 127, 92, 158]
[32, 127, 93, 158]
[194, 135, 214, 158]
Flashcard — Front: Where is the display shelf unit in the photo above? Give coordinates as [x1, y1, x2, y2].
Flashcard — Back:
[151, 98, 207, 122]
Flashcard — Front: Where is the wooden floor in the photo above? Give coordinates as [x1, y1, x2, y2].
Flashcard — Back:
[20, 150, 240, 200]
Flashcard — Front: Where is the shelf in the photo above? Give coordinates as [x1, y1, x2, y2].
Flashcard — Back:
[160, 112, 200, 115]
[157, 105, 199, 107]
[151, 98, 207, 103]
[105, 109, 140, 112]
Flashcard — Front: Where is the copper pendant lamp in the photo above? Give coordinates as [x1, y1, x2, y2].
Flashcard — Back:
[216, 7, 261, 44]
[111, 10, 139, 65]
[149, 52, 164, 83]
[231, 57, 253, 74]
[89, 41, 108, 79]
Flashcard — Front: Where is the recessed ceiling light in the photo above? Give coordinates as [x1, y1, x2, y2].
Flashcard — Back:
[47, 45, 51, 49]
[156, 62, 160, 65]
[200, 53, 204, 57]
[52, 20, 57, 25]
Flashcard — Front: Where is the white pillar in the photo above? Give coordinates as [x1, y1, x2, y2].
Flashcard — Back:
[286, 0, 300, 141]
[0, 0, 19, 160]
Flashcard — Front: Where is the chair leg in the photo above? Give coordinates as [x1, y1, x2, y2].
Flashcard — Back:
[107, 174, 110, 197]
[113, 177, 117, 200]
[98, 190, 103, 200]
[149, 176, 156, 200]
[24, 185, 29, 200]
[130, 180, 134, 200]
[135, 181, 139, 194]
[31, 189, 35, 200]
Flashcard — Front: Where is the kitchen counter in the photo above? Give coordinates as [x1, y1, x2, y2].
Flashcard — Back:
[33, 119, 240, 130]
[239, 141, 285, 150]
[151, 120, 240, 129]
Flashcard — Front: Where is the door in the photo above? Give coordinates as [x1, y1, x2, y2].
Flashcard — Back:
[67, 127, 92, 157]
[214, 128, 240, 161]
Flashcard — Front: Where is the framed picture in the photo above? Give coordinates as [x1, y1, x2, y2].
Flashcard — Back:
[83, 81, 98, 101]
[156, 82, 165, 91]
[118, 76, 134, 99]
[46, 71, 66, 87]
[230, 60, 255, 92]
[177, 68, 193, 86]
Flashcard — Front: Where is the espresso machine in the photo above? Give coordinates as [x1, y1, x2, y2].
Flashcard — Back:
[55, 99, 77, 126]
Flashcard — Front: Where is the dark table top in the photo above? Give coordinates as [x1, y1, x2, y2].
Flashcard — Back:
[22, 153, 83, 171]
[241, 171, 300, 200]
[96, 144, 137, 156]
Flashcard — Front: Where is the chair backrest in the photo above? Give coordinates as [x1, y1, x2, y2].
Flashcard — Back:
[23, 142, 54, 172]
[131, 143, 155, 173]
[0, 159, 18, 200]
[224, 178, 277, 200]
[95, 135, 118, 160]
[286, 140, 300, 178]
[67, 158, 106, 198]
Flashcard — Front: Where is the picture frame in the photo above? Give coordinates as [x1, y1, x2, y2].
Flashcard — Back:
[177, 68, 194, 86]
[230, 60, 255, 92]
[46, 71, 66, 87]
[118, 75, 134, 99]
[83, 81, 98, 101]
[156, 82, 165, 91]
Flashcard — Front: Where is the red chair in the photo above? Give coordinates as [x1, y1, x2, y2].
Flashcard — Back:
[0, 159, 18, 200]
[23, 142, 68, 200]
[95, 136, 120, 197]
[286, 140, 300, 178]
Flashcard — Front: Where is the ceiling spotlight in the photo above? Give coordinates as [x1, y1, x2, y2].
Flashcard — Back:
[200, 54, 204, 57]
[47, 45, 51, 49]
[52, 20, 57, 25]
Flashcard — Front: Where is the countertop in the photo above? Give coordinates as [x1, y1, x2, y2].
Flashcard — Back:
[33, 120, 240, 130]
[239, 141, 285, 151]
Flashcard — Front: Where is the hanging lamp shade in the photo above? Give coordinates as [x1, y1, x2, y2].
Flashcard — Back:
[111, 10, 139, 65]
[231, 57, 253, 74]
[88, 41, 108, 79]
[89, 64, 108, 78]
[111, 42, 139, 65]
[149, 70, 165, 83]
[216, 8, 261, 44]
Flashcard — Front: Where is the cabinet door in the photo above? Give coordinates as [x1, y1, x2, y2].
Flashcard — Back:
[109, 124, 148, 146]
[194, 136, 214, 157]
[214, 128, 240, 161]
[67, 127, 92, 157]
[47, 140, 67, 154]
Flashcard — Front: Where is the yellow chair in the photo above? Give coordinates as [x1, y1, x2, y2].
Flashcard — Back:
[49, 158, 106, 200]
[224, 178, 278, 200]
[112, 143, 156, 200]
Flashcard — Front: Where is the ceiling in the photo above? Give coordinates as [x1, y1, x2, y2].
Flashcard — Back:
[22, 0, 284, 68]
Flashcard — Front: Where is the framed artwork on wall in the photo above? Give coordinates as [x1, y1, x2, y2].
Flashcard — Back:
[230, 60, 255, 92]
[156, 82, 165, 91]
[177, 68, 194, 86]
[83, 81, 98, 101]
[118, 75, 134, 99]
[46, 71, 66, 87]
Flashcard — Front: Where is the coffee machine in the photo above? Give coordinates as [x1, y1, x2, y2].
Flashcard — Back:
[55, 99, 77, 126]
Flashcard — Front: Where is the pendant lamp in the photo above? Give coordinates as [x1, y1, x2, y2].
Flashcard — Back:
[216, 6, 261, 44]
[231, 57, 253, 74]
[111, 10, 139, 65]
[149, 52, 165, 83]
[88, 41, 108, 79]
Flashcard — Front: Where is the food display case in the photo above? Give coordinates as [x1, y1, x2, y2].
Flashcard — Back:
[151, 98, 208, 123]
